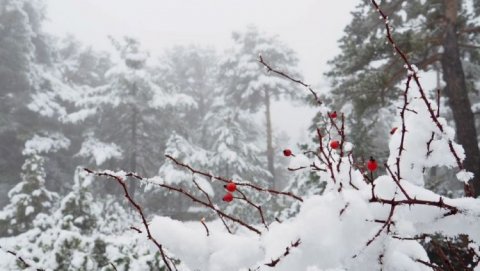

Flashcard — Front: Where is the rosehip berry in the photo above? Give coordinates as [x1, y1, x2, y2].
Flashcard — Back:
[367, 157, 378, 172]
[390, 127, 398, 135]
[330, 140, 340, 149]
[226, 182, 236, 192]
[329, 111, 337, 119]
[283, 149, 292, 157]
[222, 192, 233, 202]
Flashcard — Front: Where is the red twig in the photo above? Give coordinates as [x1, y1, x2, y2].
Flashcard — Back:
[165, 155, 303, 202]
[87, 169, 262, 235]
[191, 178, 233, 234]
[235, 189, 269, 230]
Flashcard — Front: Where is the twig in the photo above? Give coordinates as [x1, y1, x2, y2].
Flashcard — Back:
[258, 55, 322, 105]
[200, 218, 210, 237]
[84, 168, 174, 271]
[264, 239, 301, 267]
[165, 155, 303, 202]
[110, 262, 119, 271]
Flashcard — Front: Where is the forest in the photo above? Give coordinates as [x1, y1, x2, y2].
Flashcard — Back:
[0, 0, 480, 270]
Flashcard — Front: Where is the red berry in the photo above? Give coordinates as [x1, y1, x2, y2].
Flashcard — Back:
[283, 149, 292, 157]
[367, 158, 378, 172]
[226, 182, 236, 192]
[222, 193, 233, 202]
[330, 140, 340, 149]
[390, 127, 398, 135]
[329, 111, 337, 119]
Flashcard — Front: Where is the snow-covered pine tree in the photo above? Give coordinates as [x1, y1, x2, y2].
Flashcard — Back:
[205, 103, 270, 182]
[153, 132, 212, 220]
[58, 167, 97, 234]
[219, 26, 302, 187]
[0, 166, 165, 270]
[155, 45, 218, 145]
[0, 138, 60, 237]
[0, 0, 56, 204]
[204, 102, 275, 224]
[74, 37, 195, 196]
[325, 0, 480, 196]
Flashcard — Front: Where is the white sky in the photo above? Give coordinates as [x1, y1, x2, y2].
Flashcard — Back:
[44, 0, 359, 145]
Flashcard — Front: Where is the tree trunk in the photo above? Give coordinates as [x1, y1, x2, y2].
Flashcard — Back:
[129, 106, 138, 196]
[441, 0, 480, 196]
[264, 89, 275, 188]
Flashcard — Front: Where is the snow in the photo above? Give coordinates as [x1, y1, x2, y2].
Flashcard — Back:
[25, 206, 34, 216]
[76, 137, 122, 166]
[151, 217, 263, 271]
[23, 134, 70, 155]
[456, 170, 474, 184]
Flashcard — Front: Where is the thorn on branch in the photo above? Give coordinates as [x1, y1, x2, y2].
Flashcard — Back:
[264, 239, 301, 267]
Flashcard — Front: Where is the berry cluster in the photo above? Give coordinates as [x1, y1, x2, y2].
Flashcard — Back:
[282, 111, 380, 173]
[222, 182, 237, 202]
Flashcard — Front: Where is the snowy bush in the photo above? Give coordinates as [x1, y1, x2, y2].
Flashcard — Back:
[79, 3, 480, 270]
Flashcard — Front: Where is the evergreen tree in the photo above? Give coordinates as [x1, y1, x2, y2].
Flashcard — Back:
[219, 26, 302, 188]
[0, 166, 160, 271]
[205, 102, 271, 182]
[58, 167, 97, 234]
[154, 132, 212, 219]
[0, 0, 53, 204]
[0, 150, 58, 237]
[75, 37, 195, 196]
[326, 0, 480, 195]
[155, 45, 218, 145]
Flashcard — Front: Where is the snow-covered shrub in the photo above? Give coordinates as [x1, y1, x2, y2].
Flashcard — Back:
[80, 2, 480, 270]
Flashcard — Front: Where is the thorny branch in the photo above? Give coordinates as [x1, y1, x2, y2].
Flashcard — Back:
[370, 0, 474, 196]
[258, 54, 322, 105]
[83, 168, 175, 271]
[165, 154, 303, 202]
[264, 239, 301, 267]
[85, 168, 262, 235]
[192, 177, 233, 234]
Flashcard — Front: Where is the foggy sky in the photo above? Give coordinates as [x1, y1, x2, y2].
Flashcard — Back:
[45, 0, 359, 145]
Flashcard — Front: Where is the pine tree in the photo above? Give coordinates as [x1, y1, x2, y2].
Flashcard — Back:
[155, 45, 218, 145]
[154, 132, 212, 219]
[58, 167, 97, 234]
[326, 0, 480, 195]
[205, 103, 271, 182]
[0, 0, 53, 203]
[219, 26, 302, 188]
[0, 152, 58, 236]
[75, 37, 195, 196]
